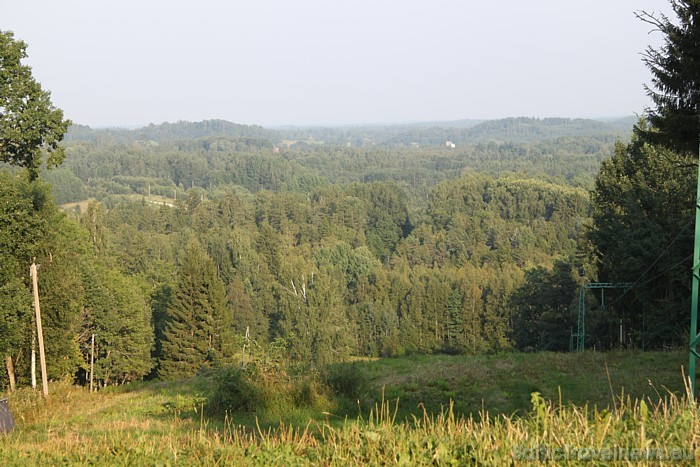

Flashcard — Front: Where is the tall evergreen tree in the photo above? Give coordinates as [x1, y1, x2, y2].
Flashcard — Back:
[589, 0, 700, 348]
[635, 0, 700, 154]
[159, 239, 233, 379]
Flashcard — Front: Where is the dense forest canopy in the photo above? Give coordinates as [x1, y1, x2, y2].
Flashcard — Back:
[48, 116, 632, 208]
[0, 111, 660, 390]
[0, 107, 691, 391]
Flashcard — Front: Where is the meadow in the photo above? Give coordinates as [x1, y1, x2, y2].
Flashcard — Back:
[0, 350, 697, 465]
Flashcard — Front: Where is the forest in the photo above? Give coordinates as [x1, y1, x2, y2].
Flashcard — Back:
[0, 110, 692, 389]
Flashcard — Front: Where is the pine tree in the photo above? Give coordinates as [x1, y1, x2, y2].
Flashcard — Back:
[636, 0, 700, 154]
[159, 239, 233, 379]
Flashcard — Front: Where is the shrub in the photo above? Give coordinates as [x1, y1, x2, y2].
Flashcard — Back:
[324, 363, 368, 401]
[206, 366, 261, 413]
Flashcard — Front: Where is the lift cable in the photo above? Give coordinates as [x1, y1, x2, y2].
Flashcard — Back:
[603, 215, 693, 310]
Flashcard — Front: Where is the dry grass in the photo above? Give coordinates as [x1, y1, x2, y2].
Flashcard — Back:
[0, 353, 698, 465]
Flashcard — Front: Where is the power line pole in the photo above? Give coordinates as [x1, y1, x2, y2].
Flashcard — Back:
[31, 330, 36, 390]
[30, 263, 49, 398]
[90, 334, 95, 393]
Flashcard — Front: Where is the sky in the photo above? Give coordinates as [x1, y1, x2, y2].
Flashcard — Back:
[2, 0, 672, 128]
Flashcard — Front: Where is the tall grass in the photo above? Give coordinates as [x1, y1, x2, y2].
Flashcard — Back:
[0, 351, 697, 465]
[0, 377, 697, 464]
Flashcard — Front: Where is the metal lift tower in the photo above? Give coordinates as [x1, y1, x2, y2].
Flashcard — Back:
[689, 158, 700, 397]
[572, 282, 633, 352]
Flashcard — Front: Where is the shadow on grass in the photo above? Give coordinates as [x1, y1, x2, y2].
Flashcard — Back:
[94, 349, 688, 433]
[326, 349, 688, 422]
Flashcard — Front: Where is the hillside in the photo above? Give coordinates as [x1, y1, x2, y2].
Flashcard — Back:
[1, 350, 693, 465]
[64, 116, 635, 147]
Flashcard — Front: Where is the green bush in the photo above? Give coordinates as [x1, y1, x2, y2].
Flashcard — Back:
[206, 366, 261, 413]
[325, 363, 369, 401]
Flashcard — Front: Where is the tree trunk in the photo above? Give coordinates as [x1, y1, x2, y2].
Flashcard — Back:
[5, 356, 15, 393]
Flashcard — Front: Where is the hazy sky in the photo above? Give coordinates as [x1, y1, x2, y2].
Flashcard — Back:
[2, 0, 671, 127]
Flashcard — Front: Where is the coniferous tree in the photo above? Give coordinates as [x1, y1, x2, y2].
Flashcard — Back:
[159, 239, 233, 379]
[588, 1, 700, 349]
[636, 0, 700, 154]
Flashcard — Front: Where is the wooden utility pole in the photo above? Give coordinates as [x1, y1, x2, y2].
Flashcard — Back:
[31, 331, 36, 390]
[30, 263, 48, 398]
[89, 334, 95, 393]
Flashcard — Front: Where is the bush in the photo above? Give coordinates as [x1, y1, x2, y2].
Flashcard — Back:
[324, 363, 368, 401]
[206, 366, 261, 413]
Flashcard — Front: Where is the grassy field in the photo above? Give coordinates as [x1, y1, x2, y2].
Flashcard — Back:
[350, 349, 689, 419]
[0, 350, 697, 465]
[60, 194, 176, 214]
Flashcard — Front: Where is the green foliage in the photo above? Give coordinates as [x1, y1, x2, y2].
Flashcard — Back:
[159, 238, 234, 380]
[636, 0, 700, 155]
[2, 99, 643, 386]
[0, 171, 47, 275]
[324, 362, 369, 401]
[0, 159, 598, 378]
[589, 132, 693, 349]
[585, 2, 700, 351]
[83, 266, 154, 385]
[35, 218, 89, 379]
[42, 168, 87, 204]
[205, 338, 329, 416]
[207, 366, 261, 413]
[0, 31, 71, 180]
[510, 260, 578, 351]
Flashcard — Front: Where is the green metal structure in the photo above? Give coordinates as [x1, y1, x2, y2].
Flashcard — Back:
[571, 282, 633, 352]
[690, 162, 700, 396]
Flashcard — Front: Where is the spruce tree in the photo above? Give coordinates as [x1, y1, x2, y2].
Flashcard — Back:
[589, 135, 694, 348]
[636, 0, 700, 154]
[589, 0, 700, 348]
[159, 239, 233, 380]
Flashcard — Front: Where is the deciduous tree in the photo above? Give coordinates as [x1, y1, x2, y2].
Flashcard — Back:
[0, 31, 71, 180]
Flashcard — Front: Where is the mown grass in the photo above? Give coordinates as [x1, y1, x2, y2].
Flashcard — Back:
[0, 350, 697, 465]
